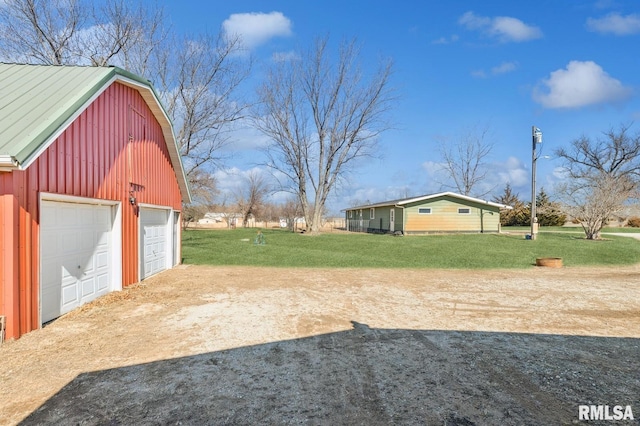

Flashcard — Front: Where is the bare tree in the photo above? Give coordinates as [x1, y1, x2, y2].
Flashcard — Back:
[439, 125, 494, 197]
[0, 0, 84, 64]
[235, 171, 270, 227]
[253, 37, 395, 234]
[147, 32, 250, 207]
[279, 197, 303, 232]
[555, 124, 640, 239]
[557, 173, 632, 239]
[79, 0, 168, 68]
[181, 168, 217, 230]
[0, 0, 166, 68]
[150, 32, 250, 178]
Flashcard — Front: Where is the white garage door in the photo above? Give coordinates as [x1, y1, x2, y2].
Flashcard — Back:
[140, 208, 169, 279]
[40, 201, 113, 323]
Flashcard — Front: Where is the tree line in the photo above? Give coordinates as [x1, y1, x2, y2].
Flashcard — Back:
[493, 184, 566, 227]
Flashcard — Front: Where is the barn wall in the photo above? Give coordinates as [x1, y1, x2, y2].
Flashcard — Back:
[1, 173, 20, 338]
[0, 82, 183, 340]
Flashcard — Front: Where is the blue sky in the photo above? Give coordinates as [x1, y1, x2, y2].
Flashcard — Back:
[163, 1, 640, 213]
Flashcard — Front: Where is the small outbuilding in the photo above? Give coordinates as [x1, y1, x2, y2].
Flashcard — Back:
[0, 63, 190, 340]
[344, 192, 511, 235]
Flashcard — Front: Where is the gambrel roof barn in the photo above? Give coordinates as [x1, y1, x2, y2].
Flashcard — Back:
[0, 63, 190, 340]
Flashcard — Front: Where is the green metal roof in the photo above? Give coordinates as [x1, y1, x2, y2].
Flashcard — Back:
[0, 63, 190, 202]
[344, 191, 512, 211]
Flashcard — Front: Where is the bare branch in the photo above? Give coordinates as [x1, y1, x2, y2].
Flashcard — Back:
[555, 124, 640, 239]
[438, 124, 494, 197]
[253, 36, 396, 233]
[0, 0, 84, 64]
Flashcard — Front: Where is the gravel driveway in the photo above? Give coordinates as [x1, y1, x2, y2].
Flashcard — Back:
[2, 265, 639, 425]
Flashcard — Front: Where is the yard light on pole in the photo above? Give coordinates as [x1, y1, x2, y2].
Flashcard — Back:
[531, 126, 543, 240]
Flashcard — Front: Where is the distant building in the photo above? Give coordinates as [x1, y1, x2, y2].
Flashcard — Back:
[343, 192, 511, 234]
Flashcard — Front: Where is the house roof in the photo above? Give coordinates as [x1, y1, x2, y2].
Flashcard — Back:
[0, 63, 190, 202]
[344, 191, 512, 210]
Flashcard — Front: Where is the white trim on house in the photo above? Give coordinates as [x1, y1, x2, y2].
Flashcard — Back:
[0, 155, 18, 170]
[343, 191, 512, 211]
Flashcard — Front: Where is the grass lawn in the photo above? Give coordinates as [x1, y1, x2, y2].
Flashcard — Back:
[182, 228, 640, 269]
[504, 226, 640, 234]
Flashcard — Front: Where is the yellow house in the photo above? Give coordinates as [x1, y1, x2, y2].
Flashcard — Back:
[344, 192, 512, 235]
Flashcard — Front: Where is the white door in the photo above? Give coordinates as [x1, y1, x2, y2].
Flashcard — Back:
[40, 201, 113, 323]
[390, 209, 395, 232]
[140, 208, 169, 279]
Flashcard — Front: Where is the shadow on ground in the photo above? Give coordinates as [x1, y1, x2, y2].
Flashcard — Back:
[21, 322, 640, 425]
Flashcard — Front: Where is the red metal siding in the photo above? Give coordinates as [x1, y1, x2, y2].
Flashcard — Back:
[0, 82, 183, 340]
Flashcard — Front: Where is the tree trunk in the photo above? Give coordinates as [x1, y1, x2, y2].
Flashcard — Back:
[308, 209, 324, 234]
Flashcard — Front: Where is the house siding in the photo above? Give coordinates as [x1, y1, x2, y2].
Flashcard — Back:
[404, 196, 500, 233]
[0, 82, 183, 340]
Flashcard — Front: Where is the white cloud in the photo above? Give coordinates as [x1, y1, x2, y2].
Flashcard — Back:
[491, 61, 517, 75]
[459, 11, 491, 30]
[222, 11, 292, 49]
[459, 11, 542, 42]
[533, 60, 633, 109]
[586, 13, 640, 35]
[495, 157, 529, 188]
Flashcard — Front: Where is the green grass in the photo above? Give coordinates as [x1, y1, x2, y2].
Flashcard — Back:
[182, 228, 640, 269]
[504, 226, 640, 234]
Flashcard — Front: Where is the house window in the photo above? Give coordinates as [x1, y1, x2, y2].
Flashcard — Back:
[359, 209, 363, 218]
[418, 208, 431, 214]
[348, 211, 353, 218]
[458, 208, 471, 214]
[370, 208, 375, 219]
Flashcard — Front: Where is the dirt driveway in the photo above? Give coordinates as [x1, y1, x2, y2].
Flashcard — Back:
[2, 265, 640, 425]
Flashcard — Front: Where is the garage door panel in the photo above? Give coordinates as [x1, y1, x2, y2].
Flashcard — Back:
[61, 232, 78, 255]
[97, 274, 109, 292]
[40, 200, 114, 323]
[140, 208, 169, 279]
[61, 274, 79, 309]
[81, 277, 95, 299]
[96, 251, 109, 269]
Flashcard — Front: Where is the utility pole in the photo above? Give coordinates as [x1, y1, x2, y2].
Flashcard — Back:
[531, 126, 542, 240]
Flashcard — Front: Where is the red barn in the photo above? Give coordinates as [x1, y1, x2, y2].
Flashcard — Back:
[0, 64, 191, 340]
